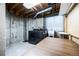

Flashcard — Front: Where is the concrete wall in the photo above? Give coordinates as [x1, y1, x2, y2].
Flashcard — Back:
[6, 11, 25, 47]
[26, 18, 44, 40]
[26, 18, 44, 31]
[0, 3, 6, 56]
[0, 3, 44, 55]
[6, 10, 44, 46]
[66, 4, 79, 44]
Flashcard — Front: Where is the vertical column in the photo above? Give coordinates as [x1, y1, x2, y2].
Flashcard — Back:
[23, 17, 27, 42]
[64, 15, 67, 32]
[0, 3, 6, 56]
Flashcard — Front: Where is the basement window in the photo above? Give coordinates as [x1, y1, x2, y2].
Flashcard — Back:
[45, 15, 64, 36]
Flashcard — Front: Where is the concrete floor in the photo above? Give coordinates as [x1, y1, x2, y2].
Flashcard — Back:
[5, 42, 35, 56]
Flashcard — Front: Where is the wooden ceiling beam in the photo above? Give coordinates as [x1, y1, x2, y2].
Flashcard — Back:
[10, 3, 20, 10]
[24, 12, 34, 17]
[6, 3, 61, 18]
[22, 9, 34, 16]
[8, 4, 21, 14]
[39, 3, 43, 9]
[32, 7, 38, 11]
[16, 7, 26, 15]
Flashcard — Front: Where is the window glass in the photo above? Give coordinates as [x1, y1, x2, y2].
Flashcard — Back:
[45, 15, 64, 36]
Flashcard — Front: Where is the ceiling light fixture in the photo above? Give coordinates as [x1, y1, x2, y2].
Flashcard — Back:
[23, 3, 40, 9]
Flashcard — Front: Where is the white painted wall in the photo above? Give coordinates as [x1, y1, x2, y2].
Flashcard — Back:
[67, 4, 79, 44]
[0, 3, 6, 56]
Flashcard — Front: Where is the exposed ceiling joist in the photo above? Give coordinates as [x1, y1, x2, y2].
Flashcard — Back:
[6, 3, 60, 18]
[23, 9, 34, 16]
[10, 3, 20, 10]
[16, 7, 26, 15]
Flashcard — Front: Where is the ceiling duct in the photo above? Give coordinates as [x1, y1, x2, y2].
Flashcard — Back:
[33, 3, 55, 18]
[33, 7, 52, 18]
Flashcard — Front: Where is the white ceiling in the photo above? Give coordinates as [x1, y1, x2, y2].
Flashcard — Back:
[59, 3, 71, 15]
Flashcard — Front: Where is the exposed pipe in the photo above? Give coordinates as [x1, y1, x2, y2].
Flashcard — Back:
[33, 7, 52, 18]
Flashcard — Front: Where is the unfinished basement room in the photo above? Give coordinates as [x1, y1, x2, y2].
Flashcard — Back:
[0, 3, 79, 56]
